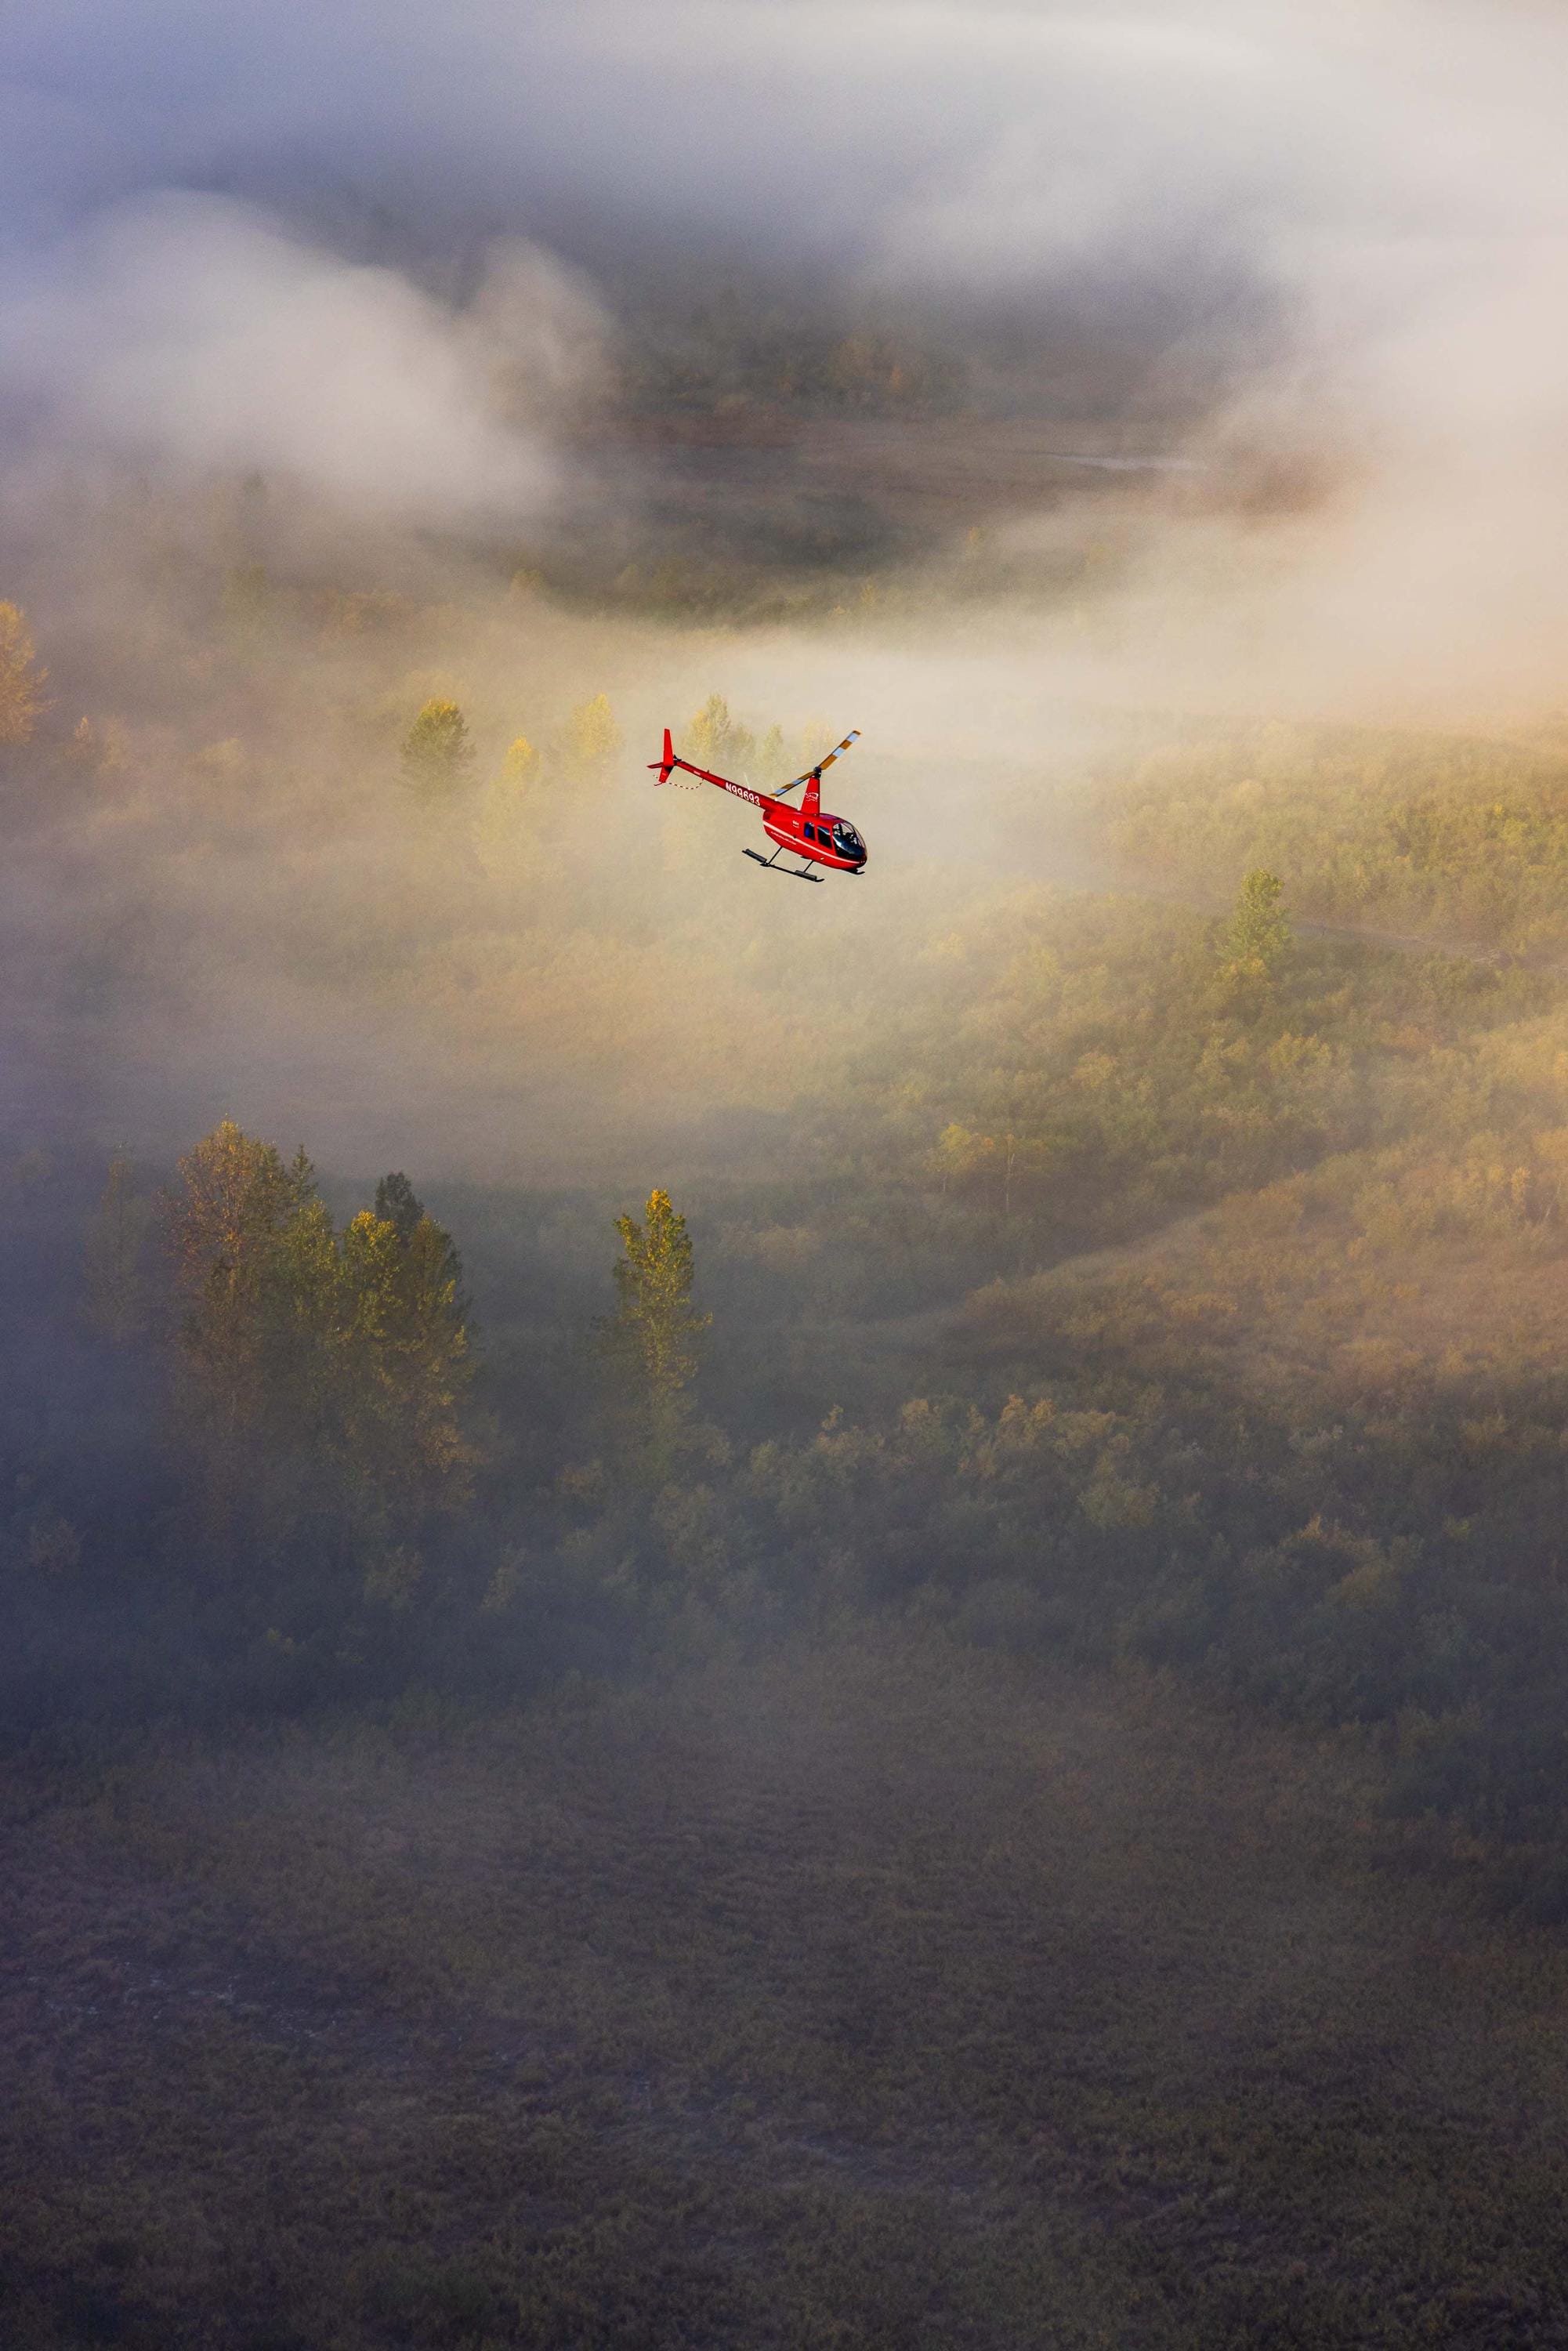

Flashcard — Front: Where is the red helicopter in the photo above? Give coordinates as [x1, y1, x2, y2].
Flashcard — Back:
[648, 726, 867, 881]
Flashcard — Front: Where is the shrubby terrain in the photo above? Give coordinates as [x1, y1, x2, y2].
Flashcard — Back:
[10, 542, 1568, 2344]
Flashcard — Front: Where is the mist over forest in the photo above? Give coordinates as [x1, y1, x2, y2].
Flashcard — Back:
[12, 5, 1568, 2347]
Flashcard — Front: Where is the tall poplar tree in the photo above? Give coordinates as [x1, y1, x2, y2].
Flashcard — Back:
[0, 602, 49, 745]
[566, 694, 622, 780]
[607, 1188, 710, 1468]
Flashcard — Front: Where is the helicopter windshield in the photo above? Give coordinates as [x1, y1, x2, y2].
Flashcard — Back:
[832, 823, 864, 856]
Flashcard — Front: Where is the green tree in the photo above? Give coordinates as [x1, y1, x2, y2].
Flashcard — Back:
[401, 698, 475, 795]
[607, 1188, 711, 1463]
[1219, 868, 1291, 990]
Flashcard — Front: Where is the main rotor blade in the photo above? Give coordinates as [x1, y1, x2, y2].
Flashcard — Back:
[776, 729, 860, 795]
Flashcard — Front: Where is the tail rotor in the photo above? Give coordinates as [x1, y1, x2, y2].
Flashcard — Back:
[648, 726, 675, 785]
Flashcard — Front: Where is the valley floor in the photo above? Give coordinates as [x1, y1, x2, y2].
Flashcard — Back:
[5, 1632, 1568, 2349]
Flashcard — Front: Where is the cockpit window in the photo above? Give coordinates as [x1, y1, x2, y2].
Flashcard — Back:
[833, 824, 863, 855]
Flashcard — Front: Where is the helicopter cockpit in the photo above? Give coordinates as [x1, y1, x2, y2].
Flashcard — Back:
[831, 820, 866, 864]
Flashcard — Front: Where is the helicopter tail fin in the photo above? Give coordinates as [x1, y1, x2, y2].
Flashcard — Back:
[648, 727, 675, 785]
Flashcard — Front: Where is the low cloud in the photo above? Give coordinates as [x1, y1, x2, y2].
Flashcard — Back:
[0, 194, 609, 526]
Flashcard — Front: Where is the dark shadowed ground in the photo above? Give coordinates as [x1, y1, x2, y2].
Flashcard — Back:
[6, 1630, 1568, 2349]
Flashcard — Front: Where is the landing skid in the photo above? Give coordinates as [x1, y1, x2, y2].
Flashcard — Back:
[744, 847, 824, 882]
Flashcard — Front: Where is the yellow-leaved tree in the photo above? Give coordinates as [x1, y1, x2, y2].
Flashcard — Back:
[401, 698, 476, 796]
[0, 603, 49, 746]
[476, 734, 542, 872]
[566, 693, 622, 781]
[163, 1125, 473, 1552]
[1216, 869, 1291, 1002]
[605, 1188, 711, 1471]
[686, 694, 753, 775]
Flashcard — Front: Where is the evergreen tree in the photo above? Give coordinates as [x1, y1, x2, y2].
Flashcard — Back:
[374, 1171, 425, 1247]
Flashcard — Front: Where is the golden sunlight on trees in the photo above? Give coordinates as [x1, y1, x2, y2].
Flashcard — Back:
[164, 1124, 471, 1539]
[336, 1194, 474, 1524]
[928, 1123, 1030, 1215]
[499, 734, 541, 789]
[607, 1188, 710, 1464]
[683, 697, 791, 784]
[687, 694, 752, 774]
[0, 602, 49, 745]
[82, 1154, 149, 1342]
[1218, 868, 1291, 993]
[566, 692, 623, 779]
[475, 734, 542, 873]
[401, 697, 475, 795]
[165, 1121, 307, 1458]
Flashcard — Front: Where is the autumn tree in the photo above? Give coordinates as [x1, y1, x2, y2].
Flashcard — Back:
[162, 1122, 322, 1537]
[499, 734, 541, 789]
[381, 1199, 473, 1511]
[163, 1125, 473, 1547]
[606, 1188, 711, 1466]
[566, 693, 622, 780]
[0, 603, 49, 746]
[475, 734, 543, 871]
[336, 1174, 473, 1524]
[1218, 868, 1291, 994]
[401, 698, 475, 795]
[686, 694, 754, 775]
[682, 697, 794, 785]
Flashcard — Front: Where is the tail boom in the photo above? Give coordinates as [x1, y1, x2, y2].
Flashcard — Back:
[648, 730, 774, 810]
